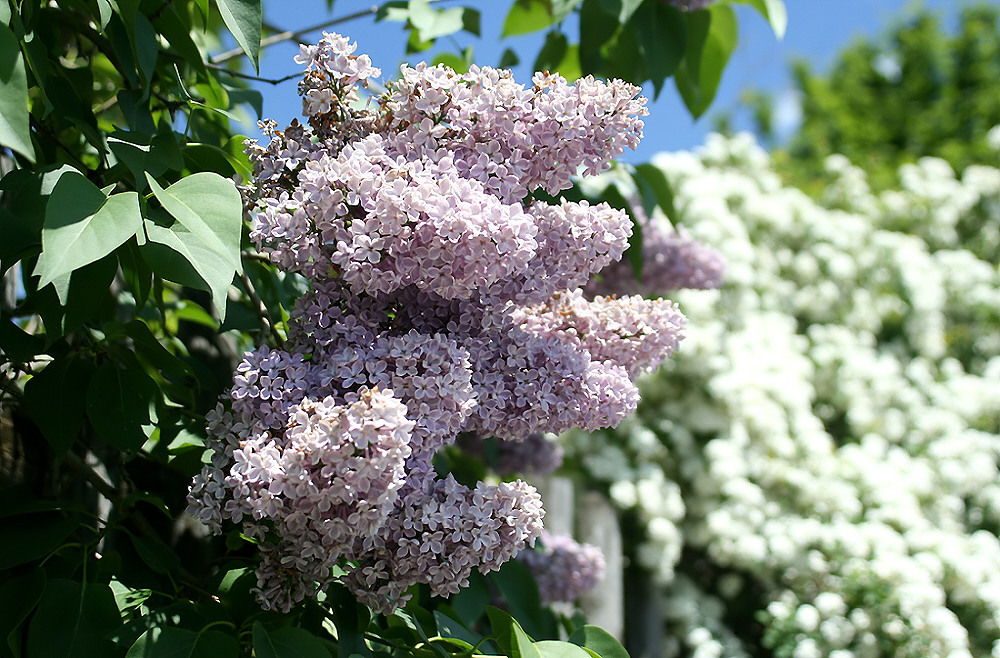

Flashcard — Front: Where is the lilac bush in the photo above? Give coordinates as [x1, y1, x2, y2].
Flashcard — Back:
[186, 32, 687, 614]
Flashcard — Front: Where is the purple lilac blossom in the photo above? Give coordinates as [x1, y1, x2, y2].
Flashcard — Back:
[520, 532, 606, 604]
[188, 31, 687, 614]
[586, 188, 725, 296]
[458, 431, 565, 476]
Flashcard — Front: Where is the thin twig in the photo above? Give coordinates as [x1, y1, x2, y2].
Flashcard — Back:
[210, 6, 381, 65]
[206, 63, 302, 85]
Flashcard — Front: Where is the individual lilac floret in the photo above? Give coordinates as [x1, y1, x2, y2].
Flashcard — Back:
[189, 32, 687, 615]
[520, 532, 606, 604]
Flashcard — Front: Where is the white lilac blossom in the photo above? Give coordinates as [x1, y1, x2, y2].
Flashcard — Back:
[520, 532, 606, 604]
[188, 33, 686, 614]
[566, 133, 1000, 657]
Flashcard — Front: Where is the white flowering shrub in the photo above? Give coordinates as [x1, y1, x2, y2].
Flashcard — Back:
[568, 133, 1000, 657]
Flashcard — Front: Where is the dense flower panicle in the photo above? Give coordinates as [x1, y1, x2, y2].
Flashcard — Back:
[515, 288, 687, 378]
[188, 32, 684, 614]
[520, 533, 606, 604]
[345, 476, 545, 613]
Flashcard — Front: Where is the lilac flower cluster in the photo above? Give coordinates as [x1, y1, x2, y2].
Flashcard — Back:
[520, 532, 606, 604]
[458, 431, 565, 476]
[188, 32, 686, 614]
[587, 189, 725, 296]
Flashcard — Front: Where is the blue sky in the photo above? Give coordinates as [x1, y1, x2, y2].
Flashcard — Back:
[241, 0, 966, 163]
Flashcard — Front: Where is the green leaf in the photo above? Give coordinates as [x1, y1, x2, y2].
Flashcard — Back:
[736, 0, 786, 39]
[95, 0, 114, 28]
[116, 320, 196, 380]
[674, 4, 738, 118]
[27, 579, 121, 658]
[551, 0, 584, 22]
[408, 0, 465, 41]
[499, 47, 520, 69]
[447, 570, 490, 626]
[631, 3, 685, 98]
[0, 1, 10, 25]
[62, 254, 118, 332]
[125, 626, 237, 658]
[0, 22, 35, 162]
[108, 130, 184, 191]
[433, 611, 486, 651]
[578, 0, 618, 74]
[128, 533, 181, 574]
[633, 163, 678, 220]
[0, 315, 45, 362]
[126, 627, 198, 658]
[433, 48, 474, 75]
[599, 183, 642, 279]
[568, 626, 630, 658]
[142, 222, 232, 321]
[132, 12, 159, 86]
[462, 7, 481, 36]
[85, 354, 158, 451]
[145, 172, 243, 316]
[0, 568, 45, 655]
[23, 356, 93, 453]
[33, 170, 142, 288]
[502, 0, 553, 38]
[252, 622, 330, 658]
[216, 0, 261, 71]
[0, 511, 78, 568]
[597, 0, 643, 24]
[535, 641, 594, 658]
[534, 30, 568, 73]
[488, 608, 541, 658]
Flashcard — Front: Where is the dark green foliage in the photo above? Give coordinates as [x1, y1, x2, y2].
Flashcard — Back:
[782, 3, 1000, 190]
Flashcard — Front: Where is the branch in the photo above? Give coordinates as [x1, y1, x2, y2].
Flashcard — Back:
[206, 63, 302, 86]
[238, 269, 279, 343]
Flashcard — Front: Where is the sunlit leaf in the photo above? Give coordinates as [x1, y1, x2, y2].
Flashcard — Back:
[568, 626, 630, 658]
[0, 23, 35, 162]
[674, 4, 738, 117]
[535, 641, 594, 658]
[503, 0, 553, 37]
[736, 0, 787, 39]
[34, 170, 141, 288]
[145, 172, 242, 316]
[216, 0, 261, 71]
